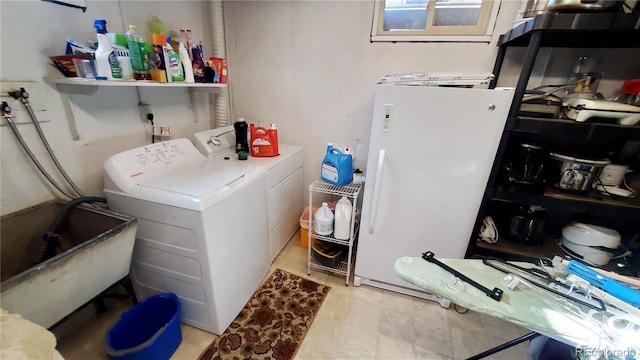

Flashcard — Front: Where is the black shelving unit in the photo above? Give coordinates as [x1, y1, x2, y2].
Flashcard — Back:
[466, 11, 640, 262]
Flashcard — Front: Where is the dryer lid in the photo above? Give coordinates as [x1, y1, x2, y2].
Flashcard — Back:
[139, 158, 256, 197]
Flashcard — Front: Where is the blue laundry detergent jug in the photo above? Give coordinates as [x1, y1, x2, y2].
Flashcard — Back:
[321, 144, 353, 186]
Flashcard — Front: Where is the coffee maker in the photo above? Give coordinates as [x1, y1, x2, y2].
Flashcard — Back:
[500, 142, 547, 193]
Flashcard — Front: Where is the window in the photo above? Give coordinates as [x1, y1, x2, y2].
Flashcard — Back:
[371, 0, 500, 42]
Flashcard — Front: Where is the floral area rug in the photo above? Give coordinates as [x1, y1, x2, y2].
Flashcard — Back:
[197, 269, 330, 360]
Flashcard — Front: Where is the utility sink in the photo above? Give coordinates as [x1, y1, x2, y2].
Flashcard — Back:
[0, 200, 137, 328]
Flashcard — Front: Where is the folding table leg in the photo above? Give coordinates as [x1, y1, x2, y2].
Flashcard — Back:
[466, 332, 540, 360]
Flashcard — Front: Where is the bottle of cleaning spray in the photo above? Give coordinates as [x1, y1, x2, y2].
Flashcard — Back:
[178, 37, 195, 83]
[94, 19, 122, 80]
[166, 38, 184, 82]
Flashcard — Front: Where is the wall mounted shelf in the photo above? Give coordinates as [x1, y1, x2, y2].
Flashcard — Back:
[44, 77, 227, 95]
[44, 77, 227, 140]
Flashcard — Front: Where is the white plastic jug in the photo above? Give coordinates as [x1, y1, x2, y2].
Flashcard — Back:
[334, 197, 352, 240]
[314, 202, 334, 236]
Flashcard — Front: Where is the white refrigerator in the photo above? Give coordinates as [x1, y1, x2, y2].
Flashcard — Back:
[353, 84, 514, 301]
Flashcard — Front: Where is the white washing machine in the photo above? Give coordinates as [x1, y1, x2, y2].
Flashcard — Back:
[193, 126, 304, 262]
[103, 138, 269, 335]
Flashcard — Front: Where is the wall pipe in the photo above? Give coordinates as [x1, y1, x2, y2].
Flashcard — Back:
[210, 0, 231, 128]
[10, 88, 85, 197]
[1, 102, 75, 200]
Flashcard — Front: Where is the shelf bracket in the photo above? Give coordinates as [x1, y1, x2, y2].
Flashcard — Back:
[54, 82, 100, 96]
[58, 92, 81, 141]
[43, 80, 84, 140]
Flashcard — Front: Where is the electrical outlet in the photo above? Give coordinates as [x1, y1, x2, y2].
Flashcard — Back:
[152, 125, 172, 137]
[138, 103, 152, 122]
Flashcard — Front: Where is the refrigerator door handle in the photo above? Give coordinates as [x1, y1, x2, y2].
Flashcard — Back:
[369, 149, 385, 234]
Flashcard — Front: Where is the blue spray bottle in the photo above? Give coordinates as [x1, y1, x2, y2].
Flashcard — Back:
[93, 19, 122, 80]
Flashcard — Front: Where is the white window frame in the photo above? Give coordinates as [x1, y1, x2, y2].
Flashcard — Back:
[371, 0, 501, 43]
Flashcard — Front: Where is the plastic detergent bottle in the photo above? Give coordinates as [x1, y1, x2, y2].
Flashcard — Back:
[150, 34, 168, 82]
[321, 144, 353, 186]
[343, 146, 354, 170]
[126, 24, 150, 80]
[191, 43, 206, 83]
[333, 197, 352, 240]
[168, 31, 180, 52]
[166, 38, 184, 82]
[270, 124, 279, 156]
[234, 118, 249, 153]
[178, 37, 195, 83]
[249, 123, 279, 157]
[148, 16, 165, 37]
[116, 49, 134, 80]
[314, 202, 334, 236]
[93, 19, 122, 80]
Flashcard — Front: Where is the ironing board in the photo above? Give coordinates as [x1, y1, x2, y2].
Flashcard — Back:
[394, 256, 637, 359]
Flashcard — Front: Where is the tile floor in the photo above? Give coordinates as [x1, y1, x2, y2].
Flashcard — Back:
[55, 232, 531, 359]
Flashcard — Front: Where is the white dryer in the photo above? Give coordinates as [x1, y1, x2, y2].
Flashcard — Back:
[194, 126, 304, 262]
[103, 138, 269, 335]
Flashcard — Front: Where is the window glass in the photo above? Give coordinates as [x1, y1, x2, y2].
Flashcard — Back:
[372, 0, 498, 42]
[383, 0, 429, 31]
[433, 0, 482, 27]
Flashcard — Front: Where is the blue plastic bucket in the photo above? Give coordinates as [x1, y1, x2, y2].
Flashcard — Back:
[105, 293, 182, 360]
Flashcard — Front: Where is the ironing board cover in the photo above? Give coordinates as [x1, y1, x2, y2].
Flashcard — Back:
[394, 256, 636, 352]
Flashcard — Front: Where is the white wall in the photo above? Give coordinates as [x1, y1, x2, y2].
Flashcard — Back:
[0, 0, 521, 216]
[3, 0, 635, 216]
[0, 0, 219, 215]
[223, 1, 640, 201]
[223, 0, 522, 198]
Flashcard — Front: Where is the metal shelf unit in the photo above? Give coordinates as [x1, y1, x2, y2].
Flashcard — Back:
[466, 11, 640, 261]
[307, 179, 362, 285]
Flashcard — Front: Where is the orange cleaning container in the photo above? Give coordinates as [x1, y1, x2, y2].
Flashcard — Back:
[250, 123, 279, 157]
[209, 57, 228, 84]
